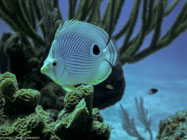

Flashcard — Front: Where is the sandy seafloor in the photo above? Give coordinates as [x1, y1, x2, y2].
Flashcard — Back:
[101, 40, 187, 140]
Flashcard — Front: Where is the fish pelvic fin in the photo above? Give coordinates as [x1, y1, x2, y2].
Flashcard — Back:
[62, 84, 82, 94]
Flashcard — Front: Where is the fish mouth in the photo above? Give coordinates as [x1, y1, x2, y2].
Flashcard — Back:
[41, 66, 48, 74]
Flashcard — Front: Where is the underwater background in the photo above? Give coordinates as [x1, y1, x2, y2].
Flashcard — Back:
[0, 0, 186, 140]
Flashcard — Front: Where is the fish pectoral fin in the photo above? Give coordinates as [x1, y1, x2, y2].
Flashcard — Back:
[62, 85, 82, 94]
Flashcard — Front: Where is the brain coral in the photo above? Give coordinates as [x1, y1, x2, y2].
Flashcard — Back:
[0, 72, 110, 140]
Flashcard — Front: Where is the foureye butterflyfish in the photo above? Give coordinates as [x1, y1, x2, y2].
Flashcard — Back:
[41, 20, 117, 93]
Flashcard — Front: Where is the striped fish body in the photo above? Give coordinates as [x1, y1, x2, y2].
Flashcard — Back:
[41, 20, 117, 92]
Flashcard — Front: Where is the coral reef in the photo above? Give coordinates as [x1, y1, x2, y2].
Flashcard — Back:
[0, 1, 186, 139]
[120, 96, 153, 140]
[55, 85, 110, 140]
[0, 72, 110, 140]
[1, 0, 186, 109]
[0, 72, 41, 117]
[156, 110, 187, 140]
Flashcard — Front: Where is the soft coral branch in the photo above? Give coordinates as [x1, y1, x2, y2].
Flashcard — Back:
[120, 96, 153, 140]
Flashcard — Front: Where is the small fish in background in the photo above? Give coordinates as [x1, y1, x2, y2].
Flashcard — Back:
[41, 20, 117, 93]
[148, 88, 158, 95]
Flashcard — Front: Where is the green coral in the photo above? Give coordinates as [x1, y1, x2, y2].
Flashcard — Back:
[0, 72, 110, 140]
[0, 123, 15, 137]
[64, 91, 82, 112]
[55, 85, 110, 140]
[0, 72, 18, 101]
[91, 121, 111, 140]
[13, 89, 41, 114]
[55, 99, 91, 139]
[12, 113, 44, 137]
[0, 72, 41, 116]
[157, 110, 187, 140]
[0, 107, 48, 138]
[64, 85, 93, 113]
[0, 72, 45, 138]
[0, 72, 18, 84]
[92, 108, 104, 122]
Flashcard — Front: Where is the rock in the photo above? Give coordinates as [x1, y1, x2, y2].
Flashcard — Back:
[157, 110, 187, 140]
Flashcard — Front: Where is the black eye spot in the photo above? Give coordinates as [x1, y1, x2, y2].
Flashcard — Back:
[93, 45, 100, 55]
[52, 61, 57, 66]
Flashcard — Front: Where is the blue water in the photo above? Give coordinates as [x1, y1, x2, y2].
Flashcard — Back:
[0, 1, 186, 140]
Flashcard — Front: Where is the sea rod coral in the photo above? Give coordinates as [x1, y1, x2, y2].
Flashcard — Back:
[120, 96, 153, 140]
[0, 72, 110, 140]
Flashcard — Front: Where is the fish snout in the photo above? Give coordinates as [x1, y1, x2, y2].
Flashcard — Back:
[41, 66, 49, 74]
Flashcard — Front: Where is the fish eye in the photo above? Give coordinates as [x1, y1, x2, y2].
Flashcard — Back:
[92, 44, 100, 55]
[52, 61, 57, 67]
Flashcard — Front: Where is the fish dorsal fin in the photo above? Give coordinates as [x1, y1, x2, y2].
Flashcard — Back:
[55, 19, 109, 50]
